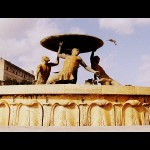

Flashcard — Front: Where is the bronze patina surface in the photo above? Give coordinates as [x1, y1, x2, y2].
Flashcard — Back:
[40, 34, 104, 54]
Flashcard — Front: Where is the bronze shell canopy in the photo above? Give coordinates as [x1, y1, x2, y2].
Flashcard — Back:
[40, 34, 104, 54]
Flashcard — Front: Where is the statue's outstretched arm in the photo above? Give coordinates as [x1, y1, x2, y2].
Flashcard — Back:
[90, 50, 98, 80]
[90, 50, 95, 62]
[50, 42, 63, 66]
[80, 58, 100, 76]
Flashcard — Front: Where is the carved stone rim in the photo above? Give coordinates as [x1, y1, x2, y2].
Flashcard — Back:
[0, 85, 150, 95]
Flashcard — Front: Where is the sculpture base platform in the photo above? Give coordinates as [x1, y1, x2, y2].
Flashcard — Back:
[0, 84, 150, 126]
[1, 126, 150, 132]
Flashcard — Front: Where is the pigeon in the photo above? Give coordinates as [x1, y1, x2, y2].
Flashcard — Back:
[108, 39, 117, 45]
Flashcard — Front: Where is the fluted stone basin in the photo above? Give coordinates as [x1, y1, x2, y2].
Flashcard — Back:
[40, 34, 104, 54]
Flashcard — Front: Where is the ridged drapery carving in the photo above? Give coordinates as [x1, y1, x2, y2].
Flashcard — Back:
[0, 100, 10, 126]
[0, 97, 150, 126]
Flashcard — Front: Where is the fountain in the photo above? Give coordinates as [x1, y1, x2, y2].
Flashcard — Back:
[0, 34, 150, 127]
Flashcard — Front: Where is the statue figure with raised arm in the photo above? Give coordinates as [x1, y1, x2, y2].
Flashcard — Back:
[90, 50, 121, 85]
[46, 47, 100, 84]
[35, 42, 63, 84]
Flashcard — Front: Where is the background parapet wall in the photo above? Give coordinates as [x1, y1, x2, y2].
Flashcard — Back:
[0, 85, 150, 126]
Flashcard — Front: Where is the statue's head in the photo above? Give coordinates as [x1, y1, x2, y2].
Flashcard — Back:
[72, 48, 80, 56]
[93, 56, 100, 64]
[42, 56, 50, 62]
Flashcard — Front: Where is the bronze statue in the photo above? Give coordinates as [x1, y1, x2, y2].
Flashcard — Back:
[46, 47, 100, 84]
[90, 50, 121, 85]
[35, 42, 63, 84]
[85, 78, 97, 85]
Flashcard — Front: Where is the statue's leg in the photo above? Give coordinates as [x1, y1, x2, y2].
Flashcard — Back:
[105, 81, 111, 85]
[46, 74, 60, 84]
[99, 78, 111, 85]
[35, 81, 44, 85]
[111, 80, 121, 86]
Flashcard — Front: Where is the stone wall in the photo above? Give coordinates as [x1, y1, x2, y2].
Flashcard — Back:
[0, 85, 150, 126]
[0, 58, 35, 84]
[0, 58, 4, 80]
[3, 60, 35, 83]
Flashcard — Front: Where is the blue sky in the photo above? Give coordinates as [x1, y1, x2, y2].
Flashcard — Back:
[0, 18, 150, 87]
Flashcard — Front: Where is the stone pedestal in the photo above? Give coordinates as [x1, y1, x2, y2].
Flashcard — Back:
[0, 85, 150, 126]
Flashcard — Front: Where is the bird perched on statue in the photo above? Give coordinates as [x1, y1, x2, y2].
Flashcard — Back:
[108, 39, 117, 45]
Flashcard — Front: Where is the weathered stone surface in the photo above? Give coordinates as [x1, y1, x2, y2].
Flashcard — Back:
[1, 126, 150, 132]
[0, 85, 150, 95]
[0, 85, 150, 126]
